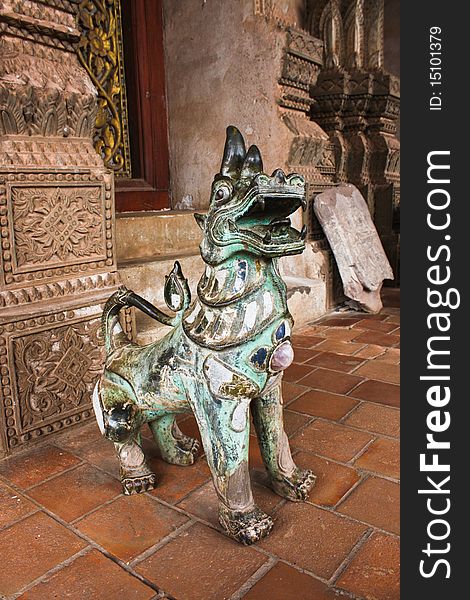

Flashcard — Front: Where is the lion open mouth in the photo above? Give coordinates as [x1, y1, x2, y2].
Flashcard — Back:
[232, 191, 307, 247]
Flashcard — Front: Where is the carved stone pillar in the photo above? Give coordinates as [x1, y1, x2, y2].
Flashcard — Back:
[277, 26, 343, 307]
[308, 0, 400, 282]
[0, 1, 128, 457]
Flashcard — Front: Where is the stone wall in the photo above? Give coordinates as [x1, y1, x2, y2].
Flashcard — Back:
[384, 0, 399, 78]
[163, 0, 298, 211]
[162, 0, 339, 306]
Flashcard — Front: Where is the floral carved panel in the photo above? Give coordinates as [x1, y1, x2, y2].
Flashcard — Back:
[1, 173, 115, 289]
[0, 310, 106, 452]
[0, 1, 123, 456]
[10, 183, 106, 273]
[12, 319, 102, 431]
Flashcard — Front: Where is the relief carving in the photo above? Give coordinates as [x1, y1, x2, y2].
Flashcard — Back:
[307, 0, 399, 280]
[77, 0, 132, 176]
[11, 184, 105, 270]
[0, 0, 125, 456]
[13, 319, 102, 430]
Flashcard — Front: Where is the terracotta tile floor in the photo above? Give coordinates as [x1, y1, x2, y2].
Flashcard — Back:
[0, 289, 400, 600]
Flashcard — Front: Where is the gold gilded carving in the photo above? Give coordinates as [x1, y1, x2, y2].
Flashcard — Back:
[77, 0, 132, 177]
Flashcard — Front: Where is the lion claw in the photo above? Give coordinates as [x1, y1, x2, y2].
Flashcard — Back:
[122, 473, 157, 495]
[219, 505, 274, 545]
[271, 468, 316, 502]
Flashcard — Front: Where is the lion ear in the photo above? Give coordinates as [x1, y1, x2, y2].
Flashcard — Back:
[194, 213, 207, 230]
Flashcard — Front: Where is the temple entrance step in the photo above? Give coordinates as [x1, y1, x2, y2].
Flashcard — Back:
[116, 210, 203, 263]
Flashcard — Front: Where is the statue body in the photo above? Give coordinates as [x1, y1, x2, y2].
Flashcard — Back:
[94, 127, 315, 544]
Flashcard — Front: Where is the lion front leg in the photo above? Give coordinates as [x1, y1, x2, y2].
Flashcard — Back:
[93, 379, 156, 495]
[189, 386, 273, 545]
[251, 382, 316, 501]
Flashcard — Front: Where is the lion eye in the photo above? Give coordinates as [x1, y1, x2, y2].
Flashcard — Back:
[214, 185, 231, 204]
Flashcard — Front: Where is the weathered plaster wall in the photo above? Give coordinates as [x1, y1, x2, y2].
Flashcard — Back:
[162, 0, 302, 210]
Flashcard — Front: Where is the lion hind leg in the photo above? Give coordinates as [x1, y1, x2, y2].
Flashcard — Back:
[149, 414, 199, 466]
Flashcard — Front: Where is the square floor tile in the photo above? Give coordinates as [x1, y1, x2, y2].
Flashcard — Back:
[291, 420, 373, 463]
[354, 361, 400, 385]
[349, 380, 400, 408]
[28, 463, 119, 522]
[136, 522, 267, 600]
[298, 368, 364, 395]
[306, 352, 365, 373]
[337, 477, 400, 534]
[336, 532, 400, 600]
[343, 403, 400, 438]
[259, 502, 367, 578]
[76, 494, 188, 562]
[0, 480, 38, 530]
[19, 549, 154, 599]
[54, 421, 102, 453]
[0, 511, 87, 597]
[295, 452, 360, 507]
[289, 390, 358, 420]
[355, 438, 400, 479]
[147, 456, 211, 504]
[0, 445, 81, 489]
[243, 562, 339, 599]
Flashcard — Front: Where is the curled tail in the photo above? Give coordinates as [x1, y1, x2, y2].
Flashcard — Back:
[102, 261, 191, 354]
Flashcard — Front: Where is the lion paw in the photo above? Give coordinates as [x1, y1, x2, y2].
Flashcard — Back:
[271, 468, 316, 502]
[177, 436, 200, 464]
[122, 473, 157, 495]
[219, 505, 274, 545]
[161, 437, 200, 466]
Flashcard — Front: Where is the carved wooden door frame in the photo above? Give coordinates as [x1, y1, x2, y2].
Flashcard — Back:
[78, 0, 170, 212]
